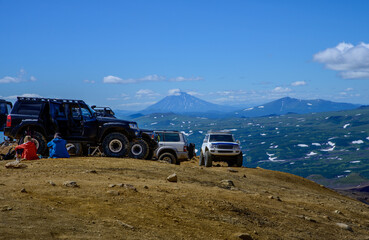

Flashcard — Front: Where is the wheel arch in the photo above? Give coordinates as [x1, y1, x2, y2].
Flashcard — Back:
[100, 127, 130, 142]
[158, 148, 177, 159]
[16, 124, 47, 139]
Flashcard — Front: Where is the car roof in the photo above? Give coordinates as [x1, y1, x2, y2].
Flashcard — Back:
[17, 97, 85, 104]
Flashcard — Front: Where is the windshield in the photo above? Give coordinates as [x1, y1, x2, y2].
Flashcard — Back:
[209, 134, 234, 142]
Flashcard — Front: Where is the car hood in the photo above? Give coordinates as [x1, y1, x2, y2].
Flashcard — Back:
[96, 116, 136, 125]
[210, 142, 238, 145]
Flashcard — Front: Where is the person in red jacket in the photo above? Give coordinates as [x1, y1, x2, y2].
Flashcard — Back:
[15, 135, 39, 161]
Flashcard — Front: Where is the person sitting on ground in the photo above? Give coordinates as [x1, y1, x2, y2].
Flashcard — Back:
[47, 133, 70, 158]
[14, 135, 39, 161]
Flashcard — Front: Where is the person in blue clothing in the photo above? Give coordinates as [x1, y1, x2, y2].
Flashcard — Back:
[47, 133, 70, 158]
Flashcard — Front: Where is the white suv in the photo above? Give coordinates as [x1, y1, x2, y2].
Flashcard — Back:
[199, 132, 243, 167]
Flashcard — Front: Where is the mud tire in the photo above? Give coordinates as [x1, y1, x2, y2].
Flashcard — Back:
[158, 152, 177, 164]
[102, 133, 129, 157]
[204, 151, 213, 167]
[128, 139, 149, 159]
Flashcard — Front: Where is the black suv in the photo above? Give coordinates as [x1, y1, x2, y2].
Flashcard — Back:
[0, 99, 12, 131]
[4, 97, 152, 157]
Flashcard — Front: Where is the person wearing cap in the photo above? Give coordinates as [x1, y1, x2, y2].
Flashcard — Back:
[47, 133, 70, 158]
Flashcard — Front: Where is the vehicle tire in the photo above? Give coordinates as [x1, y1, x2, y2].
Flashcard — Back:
[158, 152, 177, 164]
[19, 131, 47, 155]
[145, 149, 154, 160]
[204, 151, 213, 167]
[128, 139, 149, 159]
[188, 143, 195, 159]
[102, 133, 129, 157]
[66, 142, 83, 156]
[236, 152, 243, 167]
[199, 151, 205, 166]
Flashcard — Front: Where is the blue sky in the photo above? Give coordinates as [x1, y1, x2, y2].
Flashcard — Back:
[1, 0, 369, 110]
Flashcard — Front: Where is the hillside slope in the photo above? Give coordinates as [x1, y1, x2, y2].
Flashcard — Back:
[1, 157, 368, 239]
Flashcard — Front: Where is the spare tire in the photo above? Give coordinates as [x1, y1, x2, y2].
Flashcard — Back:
[128, 139, 149, 159]
[102, 133, 129, 157]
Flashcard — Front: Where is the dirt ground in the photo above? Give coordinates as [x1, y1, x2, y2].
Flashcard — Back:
[1, 156, 369, 240]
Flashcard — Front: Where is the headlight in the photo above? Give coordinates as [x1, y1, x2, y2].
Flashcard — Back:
[129, 123, 138, 129]
[233, 145, 240, 150]
[210, 143, 215, 148]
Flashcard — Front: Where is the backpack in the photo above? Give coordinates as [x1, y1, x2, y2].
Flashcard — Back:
[0, 148, 15, 160]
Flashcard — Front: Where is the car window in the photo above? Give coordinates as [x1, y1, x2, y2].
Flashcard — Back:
[209, 134, 234, 142]
[71, 105, 81, 119]
[0, 103, 6, 114]
[156, 132, 164, 142]
[81, 106, 93, 119]
[51, 103, 66, 118]
[16, 102, 43, 115]
[164, 133, 180, 142]
[7, 103, 11, 114]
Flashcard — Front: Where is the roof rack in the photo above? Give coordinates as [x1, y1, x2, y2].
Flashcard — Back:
[153, 130, 180, 133]
[17, 97, 85, 104]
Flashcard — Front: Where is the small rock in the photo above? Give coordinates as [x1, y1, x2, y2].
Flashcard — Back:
[268, 195, 274, 199]
[236, 233, 253, 240]
[123, 184, 137, 191]
[5, 162, 27, 169]
[86, 170, 97, 174]
[144, 186, 149, 189]
[1, 206, 12, 211]
[48, 181, 56, 186]
[116, 220, 134, 229]
[63, 181, 79, 188]
[304, 216, 316, 222]
[243, 174, 247, 178]
[334, 210, 342, 214]
[220, 180, 235, 189]
[106, 190, 120, 196]
[20, 188, 27, 193]
[336, 223, 352, 231]
[167, 173, 178, 182]
[108, 184, 116, 188]
[228, 168, 238, 173]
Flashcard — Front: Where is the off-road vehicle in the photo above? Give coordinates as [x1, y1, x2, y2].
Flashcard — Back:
[151, 130, 195, 165]
[4, 97, 151, 158]
[0, 99, 12, 131]
[199, 132, 243, 167]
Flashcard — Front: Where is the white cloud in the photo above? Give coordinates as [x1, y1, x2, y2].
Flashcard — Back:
[345, 88, 354, 91]
[84, 80, 96, 84]
[168, 89, 181, 96]
[0, 69, 37, 84]
[135, 89, 160, 98]
[187, 91, 202, 96]
[169, 76, 203, 82]
[272, 87, 292, 93]
[313, 42, 369, 79]
[4, 93, 42, 100]
[0, 76, 21, 83]
[291, 81, 306, 86]
[103, 75, 203, 84]
[103, 74, 165, 84]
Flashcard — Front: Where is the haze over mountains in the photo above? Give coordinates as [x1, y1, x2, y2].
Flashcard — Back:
[118, 91, 361, 119]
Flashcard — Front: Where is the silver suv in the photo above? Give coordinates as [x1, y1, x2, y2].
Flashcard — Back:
[200, 132, 243, 167]
[153, 131, 192, 165]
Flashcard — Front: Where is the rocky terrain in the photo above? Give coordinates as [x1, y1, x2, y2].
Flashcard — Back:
[1, 156, 369, 240]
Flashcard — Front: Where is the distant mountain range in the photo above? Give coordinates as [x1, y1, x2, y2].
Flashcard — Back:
[234, 97, 361, 118]
[113, 92, 361, 119]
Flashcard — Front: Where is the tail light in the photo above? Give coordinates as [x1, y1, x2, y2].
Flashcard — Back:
[6, 115, 11, 127]
[183, 146, 187, 152]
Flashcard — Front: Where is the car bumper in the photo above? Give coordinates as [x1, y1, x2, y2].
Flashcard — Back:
[209, 149, 240, 156]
